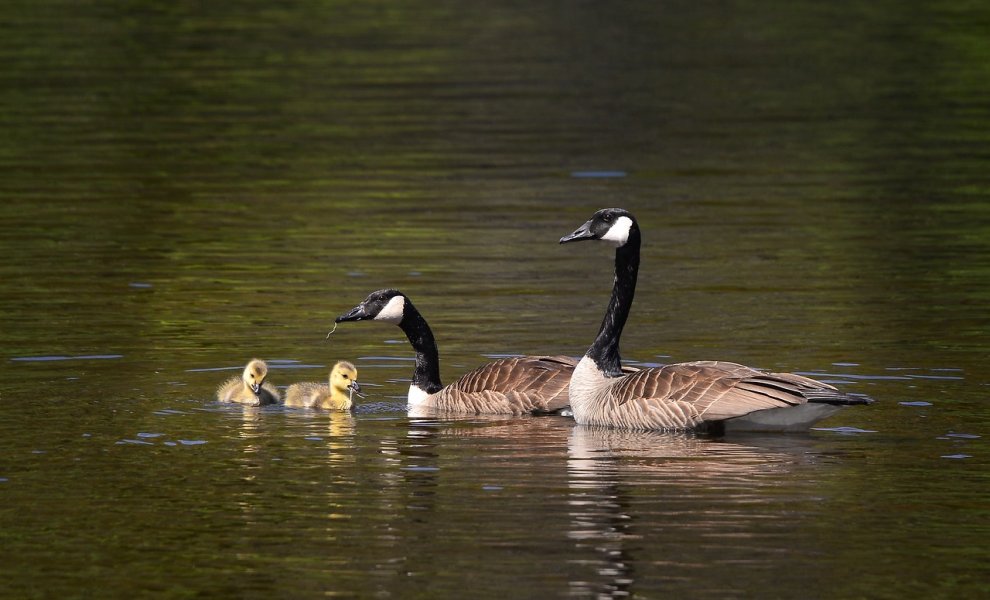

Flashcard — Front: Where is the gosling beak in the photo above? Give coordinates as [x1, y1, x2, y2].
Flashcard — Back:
[251, 382, 261, 394]
[348, 380, 365, 398]
[559, 219, 596, 244]
[336, 304, 371, 323]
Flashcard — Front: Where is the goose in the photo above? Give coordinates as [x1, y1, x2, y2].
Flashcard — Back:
[283, 361, 363, 410]
[216, 358, 281, 406]
[334, 289, 578, 415]
[559, 208, 872, 432]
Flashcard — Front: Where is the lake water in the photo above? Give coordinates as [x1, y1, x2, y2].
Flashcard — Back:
[2, 1, 988, 598]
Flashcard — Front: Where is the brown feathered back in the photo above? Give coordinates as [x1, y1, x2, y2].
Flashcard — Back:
[588, 360, 866, 430]
[429, 355, 578, 415]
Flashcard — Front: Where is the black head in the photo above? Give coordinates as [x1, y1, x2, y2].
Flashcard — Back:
[336, 289, 407, 324]
[559, 208, 638, 247]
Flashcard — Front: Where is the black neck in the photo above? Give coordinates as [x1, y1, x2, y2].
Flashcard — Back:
[398, 301, 444, 394]
[587, 230, 640, 377]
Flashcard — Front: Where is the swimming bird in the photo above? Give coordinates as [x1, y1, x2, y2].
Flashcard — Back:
[335, 289, 577, 415]
[559, 208, 872, 432]
[216, 358, 281, 406]
[283, 360, 363, 410]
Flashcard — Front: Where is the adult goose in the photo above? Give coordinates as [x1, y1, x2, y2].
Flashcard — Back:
[335, 289, 577, 415]
[216, 358, 281, 406]
[559, 208, 872, 432]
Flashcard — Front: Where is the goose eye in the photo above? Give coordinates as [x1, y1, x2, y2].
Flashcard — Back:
[342, 374, 349, 378]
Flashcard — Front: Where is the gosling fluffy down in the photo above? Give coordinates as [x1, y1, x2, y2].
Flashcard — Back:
[216, 358, 281, 406]
[283, 361, 362, 410]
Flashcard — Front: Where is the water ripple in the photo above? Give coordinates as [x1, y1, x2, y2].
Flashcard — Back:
[571, 170, 627, 178]
[811, 426, 878, 435]
[11, 354, 124, 362]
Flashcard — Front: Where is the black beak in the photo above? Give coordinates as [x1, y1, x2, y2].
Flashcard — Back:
[251, 382, 261, 394]
[559, 219, 597, 244]
[348, 380, 365, 398]
[336, 304, 371, 323]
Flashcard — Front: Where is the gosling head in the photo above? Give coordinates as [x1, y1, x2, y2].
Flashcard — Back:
[242, 359, 269, 395]
[336, 289, 407, 325]
[330, 360, 363, 398]
[559, 208, 639, 248]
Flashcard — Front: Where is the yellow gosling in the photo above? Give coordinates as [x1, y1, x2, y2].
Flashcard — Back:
[216, 359, 281, 406]
[283, 361, 362, 410]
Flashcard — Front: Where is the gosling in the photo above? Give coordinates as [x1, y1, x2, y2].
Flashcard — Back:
[283, 361, 363, 410]
[216, 359, 281, 406]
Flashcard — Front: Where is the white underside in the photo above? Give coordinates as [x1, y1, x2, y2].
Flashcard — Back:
[723, 402, 844, 432]
[568, 356, 612, 425]
[407, 384, 430, 407]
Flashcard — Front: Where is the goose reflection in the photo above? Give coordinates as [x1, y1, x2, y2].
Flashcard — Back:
[233, 405, 265, 456]
[566, 427, 822, 597]
[305, 411, 358, 465]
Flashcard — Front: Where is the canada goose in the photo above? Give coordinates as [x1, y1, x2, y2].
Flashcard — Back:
[559, 208, 872, 432]
[283, 361, 363, 410]
[335, 289, 577, 415]
[216, 359, 281, 406]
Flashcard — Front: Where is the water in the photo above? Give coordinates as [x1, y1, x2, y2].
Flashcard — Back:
[2, 1, 989, 598]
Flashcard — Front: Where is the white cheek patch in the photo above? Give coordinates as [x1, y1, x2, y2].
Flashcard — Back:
[601, 216, 633, 247]
[374, 295, 405, 324]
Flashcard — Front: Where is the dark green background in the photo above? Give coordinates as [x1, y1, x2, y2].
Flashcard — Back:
[1, 2, 987, 598]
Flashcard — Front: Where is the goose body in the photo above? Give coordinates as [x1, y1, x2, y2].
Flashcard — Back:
[335, 289, 576, 415]
[560, 208, 871, 432]
[283, 361, 363, 410]
[216, 359, 281, 406]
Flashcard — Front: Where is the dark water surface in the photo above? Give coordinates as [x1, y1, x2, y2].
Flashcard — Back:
[2, 1, 989, 598]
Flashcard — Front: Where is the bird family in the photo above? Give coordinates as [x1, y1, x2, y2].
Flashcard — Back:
[218, 208, 871, 432]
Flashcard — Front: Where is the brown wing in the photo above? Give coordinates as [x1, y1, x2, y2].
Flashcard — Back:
[609, 360, 848, 424]
[432, 355, 578, 415]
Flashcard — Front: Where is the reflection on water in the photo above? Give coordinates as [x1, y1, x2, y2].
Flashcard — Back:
[1, 0, 989, 598]
[566, 427, 826, 597]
